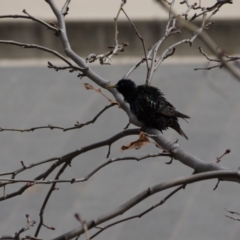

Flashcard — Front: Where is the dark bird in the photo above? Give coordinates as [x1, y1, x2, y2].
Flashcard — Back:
[106, 79, 190, 139]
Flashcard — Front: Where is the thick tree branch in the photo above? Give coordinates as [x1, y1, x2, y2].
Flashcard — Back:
[52, 170, 240, 240]
[45, 0, 146, 128]
[44, 0, 237, 179]
[90, 185, 184, 239]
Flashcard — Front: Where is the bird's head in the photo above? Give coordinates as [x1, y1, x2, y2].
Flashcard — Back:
[106, 79, 136, 101]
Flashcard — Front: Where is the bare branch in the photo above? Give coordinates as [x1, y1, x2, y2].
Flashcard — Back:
[86, 42, 128, 65]
[75, 214, 90, 240]
[44, 0, 148, 126]
[47, 61, 83, 72]
[146, 0, 177, 85]
[121, 8, 149, 74]
[0, 40, 79, 68]
[0, 157, 59, 178]
[156, 0, 240, 81]
[0, 129, 139, 201]
[0, 103, 116, 133]
[44, 0, 239, 180]
[61, 0, 71, 16]
[225, 214, 240, 222]
[0, 152, 170, 186]
[85, 0, 127, 65]
[0, 10, 58, 32]
[15, 214, 36, 239]
[52, 170, 240, 240]
[194, 47, 240, 71]
[216, 149, 231, 164]
[35, 161, 70, 236]
[154, 3, 215, 71]
[90, 184, 185, 239]
[123, 57, 150, 79]
[225, 208, 240, 216]
[103, 0, 127, 64]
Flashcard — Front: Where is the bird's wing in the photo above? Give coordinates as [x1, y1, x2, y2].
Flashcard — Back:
[146, 98, 190, 118]
[136, 85, 184, 117]
[154, 99, 176, 116]
[136, 94, 176, 117]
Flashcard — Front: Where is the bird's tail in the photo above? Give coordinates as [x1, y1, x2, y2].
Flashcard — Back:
[171, 122, 188, 140]
[177, 127, 188, 140]
[175, 111, 190, 119]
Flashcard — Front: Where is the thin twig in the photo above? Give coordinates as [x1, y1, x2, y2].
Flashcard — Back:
[0, 103, 116, 133]
[146, 0, 177, 85]
[0, 158, 59, 178]
[0, 40, 82, 69]
[225, 208, 240, 216]
[35, 161, 70, 237]
[0, 129, 139, 201]
[154, 2, 215, 71]
[121, 8, 149, 73]
[0, 10, 58, 32]
[194, 47, 240, 71]
[156, 0, 240, 81]
[0, 152, 170, 186]
[15, 214, 36, 239]
[47, 61, 81, 72]
[92, 0, 127, 65]
[61, 0, 71, 16]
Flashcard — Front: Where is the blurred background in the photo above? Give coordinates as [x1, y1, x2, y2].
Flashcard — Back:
[0, 1, 240, 240]
[0, 0, 239, 59]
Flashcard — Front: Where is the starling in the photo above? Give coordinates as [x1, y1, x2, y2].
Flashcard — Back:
[106, 79, 190, 139]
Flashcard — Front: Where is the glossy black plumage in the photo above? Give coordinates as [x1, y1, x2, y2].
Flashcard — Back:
[113, 79, 190, 139]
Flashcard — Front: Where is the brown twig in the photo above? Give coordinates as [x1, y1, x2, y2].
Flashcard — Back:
[156, 0, 240, 81]
[121, 8, 149, 74]
[216, 149, 231, 164]
[225, 208, 240, 216]
[0, 103, 116, 133]
[0, 40, 80, 68]
[0, 129, 139, 202]
[194, 47, 240, 71]
[15, 214, 36, 239]
[213, 179, 220, 190]
[47, 61, 84, 72]
[85, 0, 127, 65]
[0, 152, 171, 186]
[0, 10, 59, 32]
[0, 157, 59, 178]
[35, 161, 70, 237]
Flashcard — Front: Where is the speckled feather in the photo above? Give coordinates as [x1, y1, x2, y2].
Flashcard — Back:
[114, 79, 190, 139]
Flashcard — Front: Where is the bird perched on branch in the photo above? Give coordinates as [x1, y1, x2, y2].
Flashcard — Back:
[106, 79, 190, 139]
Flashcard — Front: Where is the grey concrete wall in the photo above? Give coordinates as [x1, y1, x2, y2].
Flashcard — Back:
[0, 20, 239, 59]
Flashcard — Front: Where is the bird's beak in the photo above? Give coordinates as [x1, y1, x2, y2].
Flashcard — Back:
[105, 84, 117, 89]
